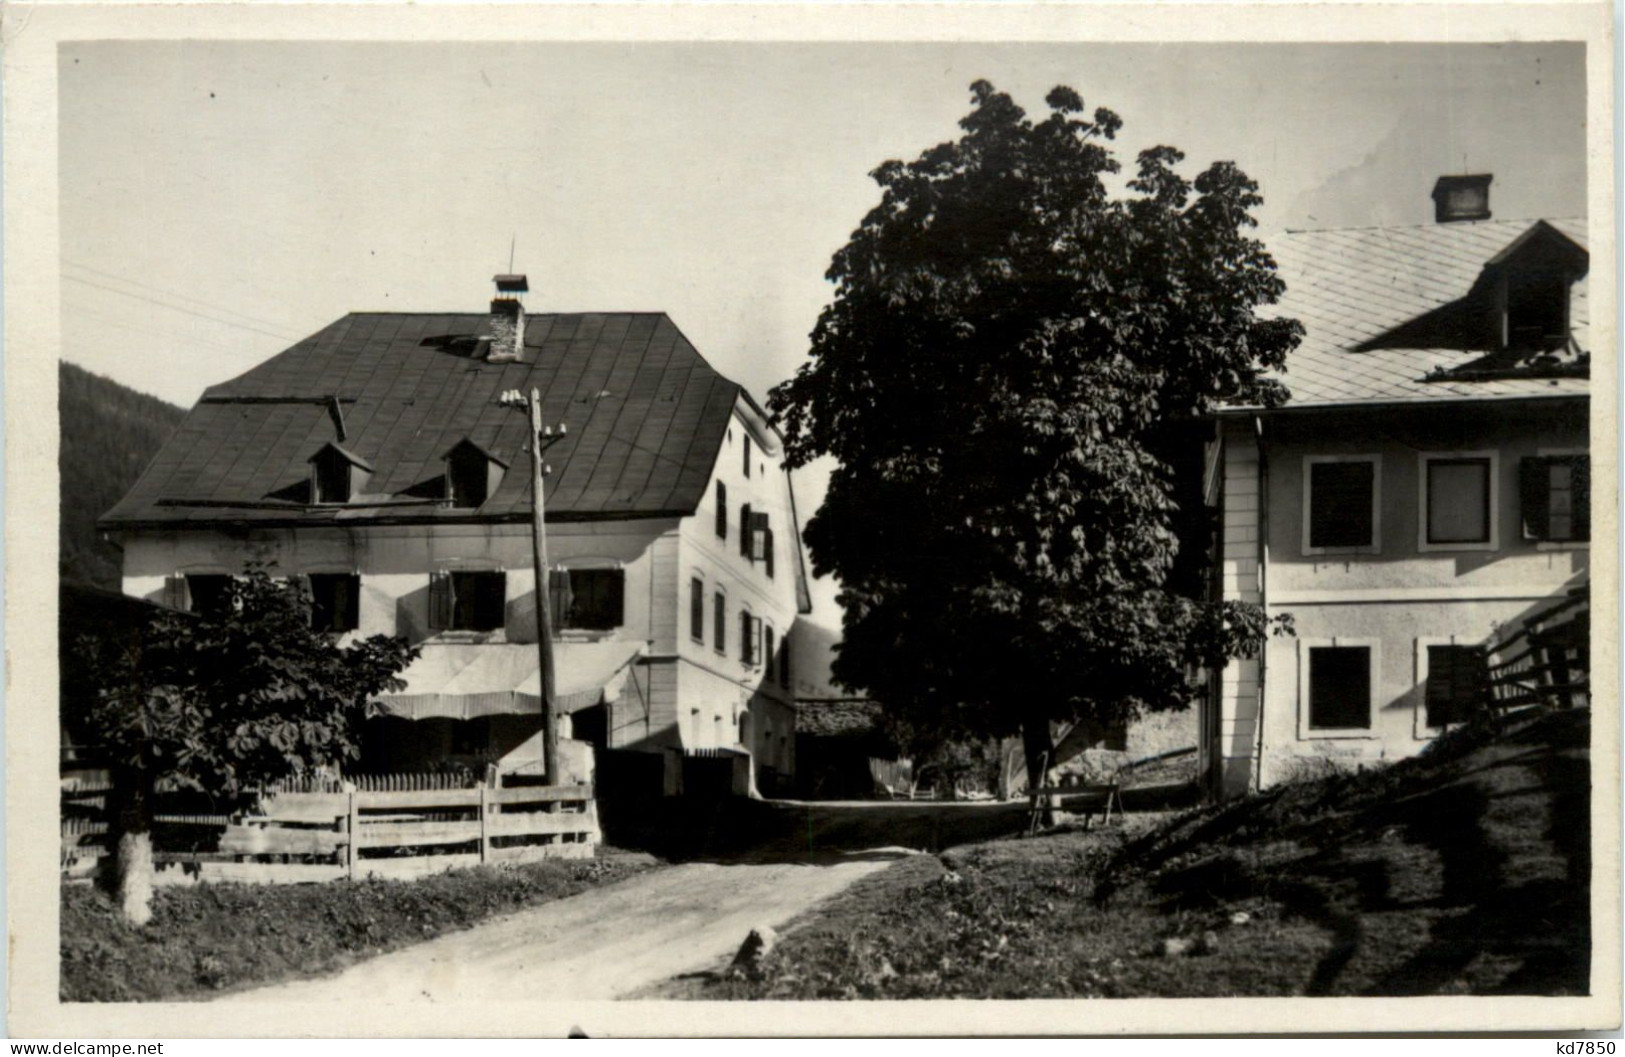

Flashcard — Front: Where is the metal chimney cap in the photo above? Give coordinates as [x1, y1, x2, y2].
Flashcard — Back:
[493, 274, 530, 293]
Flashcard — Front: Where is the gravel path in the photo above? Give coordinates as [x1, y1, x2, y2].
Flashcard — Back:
[216, 849, 913, 1002]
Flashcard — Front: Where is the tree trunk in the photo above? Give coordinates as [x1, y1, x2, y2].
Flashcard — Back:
[1022, 715, 1055, 829]
[104, 766, 155, 926]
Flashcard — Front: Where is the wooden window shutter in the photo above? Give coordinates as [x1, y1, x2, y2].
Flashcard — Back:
[764, 526, 775, 579]
[716, 481, 728, 540]
[427, 570, 453, 630]
[1519, 457, 1552, 540]
[740, 504, 753, 558]
[1573, 456, 1591, 542]
[740, 610, 752, 663]
[163, 575, 190, 612]
[548, 568, 575, 629]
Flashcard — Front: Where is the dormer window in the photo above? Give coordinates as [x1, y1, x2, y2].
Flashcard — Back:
[309, 443, 373, 505]
[1504, 271, 1571, 352]
[443, 439, 507, 509]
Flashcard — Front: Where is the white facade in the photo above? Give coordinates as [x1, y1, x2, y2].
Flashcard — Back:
[118, 394, 805, 783]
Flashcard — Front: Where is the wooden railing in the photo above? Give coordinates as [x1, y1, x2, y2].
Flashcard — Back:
[1486, 584, 1590, 715]
[62, 780, 599, 885]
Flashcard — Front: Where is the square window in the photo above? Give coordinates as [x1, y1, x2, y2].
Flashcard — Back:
[560, 569, 624, 631]
[1307, 460, 1376, 550]
[309, 573, 360, 632]
[434, 571, 506, 632]
[1521, 455, 1590, 543]
[185, 574, 233, 616]
[1307, 645, 1372, 731]
[1425, 645, 1484, 729]
[1426, 458, 1491, 544]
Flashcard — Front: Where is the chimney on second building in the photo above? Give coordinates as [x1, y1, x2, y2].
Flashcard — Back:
[488, 273, 528, 362]
[1432, 174, 1493, 224]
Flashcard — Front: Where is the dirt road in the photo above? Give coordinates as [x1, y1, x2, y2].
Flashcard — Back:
[217, 849, 913, 1002]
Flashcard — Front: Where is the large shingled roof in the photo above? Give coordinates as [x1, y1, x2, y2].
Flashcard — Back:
[101, 312, 743, 528]
[1260, 217, 1589, 409]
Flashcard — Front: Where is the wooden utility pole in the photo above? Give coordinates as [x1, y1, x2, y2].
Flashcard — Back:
[503, 387, 565, 786]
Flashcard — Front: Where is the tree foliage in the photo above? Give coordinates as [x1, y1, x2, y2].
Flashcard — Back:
[83, 565, 419, 798]
[769, 82, 1299, 775]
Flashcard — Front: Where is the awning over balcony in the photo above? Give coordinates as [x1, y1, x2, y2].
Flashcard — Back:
[375, 640, 645, 721]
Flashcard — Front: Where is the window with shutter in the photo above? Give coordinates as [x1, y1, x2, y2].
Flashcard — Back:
[763, 626, 775, 673]
[740, 504, 753, 558]
[163, 575, 190, 612]
[1522, 455, 1590, 542]
[310, 573, 361, 632]
[447, 571, 506, 631]
[690, 577, 705, 643]
[749, 512, 769, 563]
[1425, 644, 1485, 729]
[1305, 458, 1378, 552]
[714, 591, 726, 655]
[715, 481, 728, 540]
[764, 527, 775, 578]
[562, 569, 625, 630]
[740, 610, 754, 664]
[1307, 645, 1373, 731]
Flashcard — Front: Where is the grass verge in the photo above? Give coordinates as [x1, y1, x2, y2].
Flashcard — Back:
[62, 849, 662, 1001]
[670, 710, 1589, 999]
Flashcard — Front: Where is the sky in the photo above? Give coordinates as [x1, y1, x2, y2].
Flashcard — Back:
[58, 40, 1588, 628]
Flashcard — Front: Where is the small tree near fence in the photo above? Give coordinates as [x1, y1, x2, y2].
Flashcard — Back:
[74, 565, 418, 924]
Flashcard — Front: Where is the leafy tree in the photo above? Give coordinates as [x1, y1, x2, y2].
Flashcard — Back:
[78, 565, 418, 923]
[770, 82, 1299, 796]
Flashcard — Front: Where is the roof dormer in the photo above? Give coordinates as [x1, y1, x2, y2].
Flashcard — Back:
[1486, 220, 1590, 354]
[309, 442, 373, 505]
[443, 438, 508, 509]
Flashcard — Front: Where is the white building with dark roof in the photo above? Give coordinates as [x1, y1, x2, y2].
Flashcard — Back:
[1202, 180, 1590, 797]
[101, 277, 811, 792]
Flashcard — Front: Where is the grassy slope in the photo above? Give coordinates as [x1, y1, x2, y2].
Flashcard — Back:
[59, 362, 186, 589]
[61, 852, 661, 1001]
[679, 710, 1590, 999]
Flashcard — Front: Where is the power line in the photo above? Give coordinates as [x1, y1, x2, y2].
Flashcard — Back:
[62, 274, 303, 343]
[63, 259, 302, 334]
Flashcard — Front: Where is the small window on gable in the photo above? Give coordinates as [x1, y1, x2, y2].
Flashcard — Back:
[444, 440, 505, 509]
[1304, 457, 1379, 554]
[1521, 455, 1590, 543]
[716, 481, 728, 540]
[310, 443, 370, 505]
[743, 433, 752, 478]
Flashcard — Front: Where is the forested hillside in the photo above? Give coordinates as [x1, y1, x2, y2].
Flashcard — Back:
[59, 361, 186, 588]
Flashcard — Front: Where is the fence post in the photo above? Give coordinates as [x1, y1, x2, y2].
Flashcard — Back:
[345, 791, 359, 881]
[478, 784, 490, 864]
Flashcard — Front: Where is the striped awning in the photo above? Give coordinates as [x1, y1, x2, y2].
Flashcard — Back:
[376, 641, 645, 721]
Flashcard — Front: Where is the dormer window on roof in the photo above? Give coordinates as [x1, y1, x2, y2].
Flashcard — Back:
[443, 439, 508, 509]
[309, 442, 373, 505]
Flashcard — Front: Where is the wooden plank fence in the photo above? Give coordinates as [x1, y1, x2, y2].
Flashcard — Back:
[62, 777, 599, 886]
[1486, 585, 1590, 714]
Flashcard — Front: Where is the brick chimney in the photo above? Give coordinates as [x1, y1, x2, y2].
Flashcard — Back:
[1432, 174, 1492, 224]
[488, 273, 528, 362]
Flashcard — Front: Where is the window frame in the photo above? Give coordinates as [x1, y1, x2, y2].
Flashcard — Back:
[1526, 448, 1591, 551]
[308, 571, 362, 633]
[311, 448, 353, 505]
[689, 574, 706, 644]
[1418, 451, 1499, 553]
[715, 480, 728, 540]
[1297, 637, 1380, 740]
[713, 588, 727, 656]
[558, 567, 626, 631]
[1301, 455, 1382, 557]
[1413, 635, 1484, 740]
[430, 569, 508, 633]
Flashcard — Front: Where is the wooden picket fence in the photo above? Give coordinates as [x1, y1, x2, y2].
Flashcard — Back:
[62, 779, 599, 886]
[1486, 584, 1590, 714]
